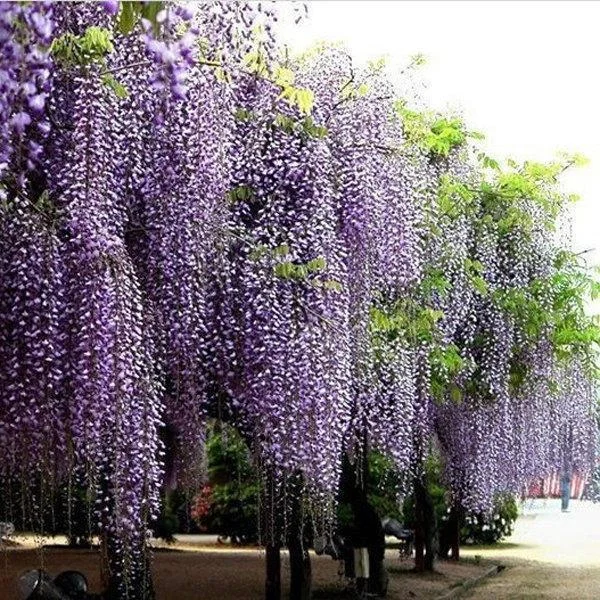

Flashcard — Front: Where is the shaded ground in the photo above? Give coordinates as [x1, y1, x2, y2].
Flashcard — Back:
[461, 499, 600, 599]
[0, 544, 488, 600]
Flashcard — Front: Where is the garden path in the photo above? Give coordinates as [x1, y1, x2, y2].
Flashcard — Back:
[462, 498, 600, 598]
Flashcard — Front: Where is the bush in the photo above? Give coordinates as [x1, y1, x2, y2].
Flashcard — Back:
[191, 422, 259, 544]
[460, 493, 519, 545]
[401, 452, 448, 530]
[366, 451, 405, 521]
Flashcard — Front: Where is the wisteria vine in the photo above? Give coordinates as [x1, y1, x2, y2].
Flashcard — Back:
[0, 2, 598, 598]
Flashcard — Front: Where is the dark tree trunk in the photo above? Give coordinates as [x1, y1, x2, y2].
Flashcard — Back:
[102, 533, 155, 600]
[289, 537, 312, 600]
[265, 543, 282, 600]
[414, 517, 425, 571]
[449, 507, 460, 561]
[413, 478, 436, 572]
[341, 453, 388, 596]
[438, 505, 460, 560]
[287, 484, 312, 600]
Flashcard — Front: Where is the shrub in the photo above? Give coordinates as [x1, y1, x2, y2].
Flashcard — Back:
[460, 493, 519, 545]
[191, 423, 259, 544]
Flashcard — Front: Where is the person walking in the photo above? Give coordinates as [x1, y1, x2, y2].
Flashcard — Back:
[560, 469, 571, 512]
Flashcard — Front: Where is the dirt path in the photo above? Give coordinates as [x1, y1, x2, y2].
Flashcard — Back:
[0, 544, 487, 600]
[461, 498, 600, 599]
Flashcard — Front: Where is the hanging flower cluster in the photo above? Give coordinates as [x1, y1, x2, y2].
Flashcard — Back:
[0, 1, 282, 596]
[213, 71, 353, 503]
[0, 1, 53, 178]
[293, 47, 428, 475]
[433, 156, 598, 513]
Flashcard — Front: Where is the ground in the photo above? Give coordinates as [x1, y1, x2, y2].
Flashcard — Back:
[2, 498, 599, 599]
[1, 539, 486, 599]
[460, 498, 600, 599]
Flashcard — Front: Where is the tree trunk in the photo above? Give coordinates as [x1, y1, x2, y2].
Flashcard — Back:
[449, 507, 460, 561]
[289, 537, 312, 600]
[438, 505, 460, 560]
[413, 478, 436, 572]
[102, 532, 155, 600]
[341, 452, 388, 596]
[414, 516, 425, 571]
[287, 483, 312, 600]
[265, 543, 282, 600]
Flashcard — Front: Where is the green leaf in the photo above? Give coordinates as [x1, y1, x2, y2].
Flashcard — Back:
[234, 108, 254, 122]
[295, 88, 314, 115]
[141, 1, 163, 34]
[273, 262, 294, 279]
[228, 185, 254, 202]
[101, 73, 129, 99]
[118, 2, 140, 34]
[323, 279, 342, 292]
[472, 275, 489, 296]
[51, 27, 114, 67]
[306, 256, 326, 273]
[302, 116, 328, 139]
[248, 244, 269, 262]
[449, 383, 462, 404]
[273, 113, 296, 134]
[272, 65, 295, 88]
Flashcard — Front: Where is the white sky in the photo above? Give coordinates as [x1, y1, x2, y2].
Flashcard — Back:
[280, 0, 600, 267]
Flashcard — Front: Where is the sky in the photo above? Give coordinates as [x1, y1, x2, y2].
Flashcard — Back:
[279, 0, 600, 268]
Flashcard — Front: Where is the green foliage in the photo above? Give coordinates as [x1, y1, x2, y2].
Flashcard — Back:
[418, 266, 451, 300]
[478, 155, 586, 234]
[234, 107, 254, 122]
[402, 453, 448, 529]
[430, 344, 465, 403]
[370, 300, 443, 345]
[395, 102, 477, 157]
[477, 152, 501, 171]
[546, 252, 600, 374]
[340, 80, 370, 102]
[338, 451, 404, 532]
[273, 254, 341, 293]
[491, 248, 600, 380]
[436, 175, 475, 220]
[51, 26, 131, 99]
[460, 493, 519, 545]
[402, 456, 519, 547]
[273, 65, 314, 115]
[118, 1, 164, 35]
[242, 236, 340, 292]
[243, 49, 269, 78]
[464, 258, 488, 296]
[227, 185, 254, 202]
[469, 154, 599, 381]
[301, 116, 328, 139]
[51, 26, 114, 67]
[273, 112, 296, 134]
[366, 452, 404, 520]
[427, 117, 468, 157]
[194, 423, 259, 544]
[271, 113, 327, 139]
[101, 73, 129, 98]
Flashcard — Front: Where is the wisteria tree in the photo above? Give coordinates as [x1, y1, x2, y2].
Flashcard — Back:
[1, 2, 598, 600]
